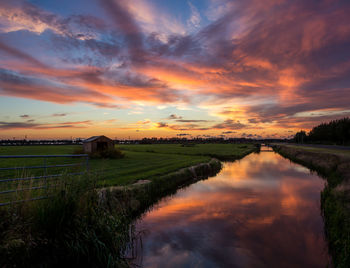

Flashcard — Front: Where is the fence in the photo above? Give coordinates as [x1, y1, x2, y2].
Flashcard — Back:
[0, 154, 89, 206]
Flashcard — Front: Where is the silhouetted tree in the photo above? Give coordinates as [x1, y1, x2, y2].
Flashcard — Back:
[294, 130, 307, 143]
[299, 117, 350, 145]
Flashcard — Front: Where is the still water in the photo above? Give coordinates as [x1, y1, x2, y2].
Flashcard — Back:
[132, 148, 329, 267]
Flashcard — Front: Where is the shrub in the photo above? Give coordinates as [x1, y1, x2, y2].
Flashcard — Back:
[72, 147, 84, 155]
[73, 147, 124, 159]
[0, 174, 130, 267]
[89, 148, 125, 159]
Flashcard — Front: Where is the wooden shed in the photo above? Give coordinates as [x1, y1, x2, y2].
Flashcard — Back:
[83, 135, 114, 154]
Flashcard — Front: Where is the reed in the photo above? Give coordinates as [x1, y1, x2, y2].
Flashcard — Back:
[0, 173, 132, 267]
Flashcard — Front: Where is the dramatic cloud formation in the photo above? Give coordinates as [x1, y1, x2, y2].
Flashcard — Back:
[0, 0, 349, 138]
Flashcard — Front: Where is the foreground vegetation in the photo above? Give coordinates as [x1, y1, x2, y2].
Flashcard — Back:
[0, 143, 257, 266]
[273, 144, 350, 268]
[0, 175, 131, 267]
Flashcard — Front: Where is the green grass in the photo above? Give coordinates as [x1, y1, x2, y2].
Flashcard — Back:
[0, 145, 85, 178]
[0, 145, 209, 186]
[0, 145, 80, 155]
[0, 143, 255, 202]
[0, 146, 86, 203]
[284, 145, 350, 157]
[321, 183, 350, 268]
[119, 143, 256, 159]
[0, 174, 131, 267]
[0, 144, 255, 186]
[90, 151, 209, 186]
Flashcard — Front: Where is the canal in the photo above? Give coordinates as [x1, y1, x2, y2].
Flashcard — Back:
[131, 147, 330, 267]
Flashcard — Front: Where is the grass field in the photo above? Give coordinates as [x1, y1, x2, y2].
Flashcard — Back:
[90, 151, 209, 186]
[0, 145, 210, 184]
[119, 143, 255, 159]
[0, 143, 256, 202]
[0, 145, 87, 198]
[283, 145, 350, 158]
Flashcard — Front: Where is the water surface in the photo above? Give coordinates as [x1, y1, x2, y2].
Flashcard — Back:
[132, 148, 329, 267]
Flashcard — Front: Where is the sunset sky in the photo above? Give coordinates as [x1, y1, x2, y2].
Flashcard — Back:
[0, 0, 350, 139]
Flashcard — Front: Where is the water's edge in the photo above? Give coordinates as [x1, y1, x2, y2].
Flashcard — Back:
[97, 158, 222, 217]
[130, 147, 330, 267]
[273, 144, 350, 267]
[97, 146, 259, 218]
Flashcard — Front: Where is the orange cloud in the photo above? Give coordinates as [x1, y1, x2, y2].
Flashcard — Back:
[1, 0, 350, 137]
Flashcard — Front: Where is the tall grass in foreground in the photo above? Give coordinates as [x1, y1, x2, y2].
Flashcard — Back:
[0, 173, 131, 267]
[321, 175, 350, 268]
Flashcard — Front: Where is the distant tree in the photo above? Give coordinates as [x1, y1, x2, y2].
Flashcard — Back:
[294, 130, 307, 143]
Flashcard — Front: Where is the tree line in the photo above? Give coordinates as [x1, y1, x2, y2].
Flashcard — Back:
[294, 117, 350, 145]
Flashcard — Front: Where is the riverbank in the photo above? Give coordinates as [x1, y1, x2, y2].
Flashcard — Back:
[273, 144, 350, 267]
[98, 144, 260, 219]
[0, 143, 258, 267]
[130, 147, 330, 267]
[98, 158, 222, 217]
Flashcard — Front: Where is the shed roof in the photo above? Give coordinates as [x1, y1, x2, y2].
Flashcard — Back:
[83, 135, 112, 143]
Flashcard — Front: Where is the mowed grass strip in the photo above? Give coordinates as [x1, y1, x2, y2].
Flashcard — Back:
[119, 143, 255, 158]
[0, 145, 209, 188]
[92, 151, 209, 186]
[285, 145, 350, 158]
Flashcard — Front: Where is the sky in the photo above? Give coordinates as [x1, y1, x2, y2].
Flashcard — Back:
[0, 0, 350, 140]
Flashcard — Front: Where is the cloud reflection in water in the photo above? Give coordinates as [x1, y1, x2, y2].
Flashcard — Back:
[133, 151, 329, 268]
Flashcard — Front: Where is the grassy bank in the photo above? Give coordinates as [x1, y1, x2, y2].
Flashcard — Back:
[0, 174, 131, 267]
[92, 151, 210, 186]
[280, 144, 350, 158]
[273, 144, 350, 268]
[98, 159, 222, 217]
